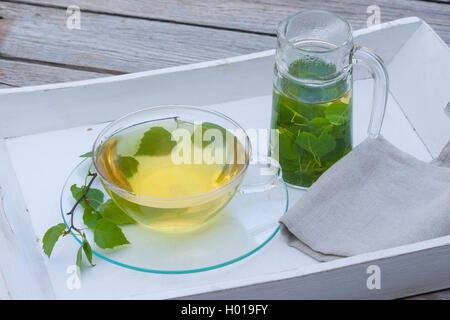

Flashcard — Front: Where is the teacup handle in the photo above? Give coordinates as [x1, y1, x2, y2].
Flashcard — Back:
[238, 155, 282, 194]
[353, 45, 389, 138]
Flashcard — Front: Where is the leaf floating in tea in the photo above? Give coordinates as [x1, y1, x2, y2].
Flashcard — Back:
[94, 219, 130, 249]
[296, 132, 336, 158]
[325, 102, 349, 125]
[278, 129, 298, 161]
[192, 122, 228, 147]
[42, 223, 67, 257]
[135, 126, 176, 156]
[307, 117, 331, 136]
[289, 55, 337, 79]
[99, 199, 136, 225]
[117, 156, 139, 178]
[323, 124, 345, 139]
[96, 138, 134, 191]
[70, 184, 104, 210]
[284, 56, 338, 103]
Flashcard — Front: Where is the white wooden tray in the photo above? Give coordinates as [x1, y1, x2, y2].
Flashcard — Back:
[0, 17, 449, 300]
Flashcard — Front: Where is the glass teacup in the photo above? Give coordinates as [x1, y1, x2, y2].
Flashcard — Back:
[93, 105, 279, 232]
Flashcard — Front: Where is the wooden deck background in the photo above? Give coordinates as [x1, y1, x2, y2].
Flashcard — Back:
[0, 0, 449, 299]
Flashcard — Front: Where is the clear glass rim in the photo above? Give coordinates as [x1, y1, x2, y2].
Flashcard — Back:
[92, 105, 252, 203]
[277, 9, 353, 54]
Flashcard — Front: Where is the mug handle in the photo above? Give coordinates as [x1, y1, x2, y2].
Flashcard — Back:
[353, 45, 389, 138]
[238, 155, 282, 194]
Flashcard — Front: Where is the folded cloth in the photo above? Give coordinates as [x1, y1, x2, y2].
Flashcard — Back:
[279, 135, 450, 261]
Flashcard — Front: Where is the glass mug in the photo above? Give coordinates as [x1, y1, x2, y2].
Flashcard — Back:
[269, 10, 388, 188]
[93, 106, 280, 233]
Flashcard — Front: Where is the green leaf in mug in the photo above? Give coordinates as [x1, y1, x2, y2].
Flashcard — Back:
[279, 130, 298, 161]
[288, 56, 337, 79]
[284, 57, 337, 104]
[323, 138, 352, 167]
[324, 102, 349, 125]
[192, 122, 228, 147]
[323, 124, 345, 139]
[135, 126, 176, 156]
[296, 131, 336, 158]
[99, 199, 136, 225]
[117, 156, 139, 178]
[307, 117, 331, 135]
[279, 158, 299, 173]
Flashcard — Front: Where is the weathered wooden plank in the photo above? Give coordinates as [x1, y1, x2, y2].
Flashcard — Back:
[1, 1, 448, 87]
[12, 0, 450, 44]
[0, 82, 13, 89]
[0, 59, 109, 87]
[0, 2, 275, 74]
[419, 0, 450, 4]
[405, 289, 450, 300]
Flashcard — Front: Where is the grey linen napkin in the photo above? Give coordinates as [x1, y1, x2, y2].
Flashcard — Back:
[280, 135, 450, 261]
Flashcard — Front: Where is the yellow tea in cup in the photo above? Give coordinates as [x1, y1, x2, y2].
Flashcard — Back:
[95, 117, 248, 232]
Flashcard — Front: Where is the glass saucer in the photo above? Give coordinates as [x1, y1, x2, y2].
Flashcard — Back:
[60, 159, 288, 274]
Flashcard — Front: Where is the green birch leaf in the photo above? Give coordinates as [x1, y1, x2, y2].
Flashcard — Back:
[42, 223, 67, 258]
[323, 124, 345, 139]
[324, 102, 349, 125]
[117, 156, 139, 178]
[70, 184, 104, 210]
[81, 233, 95, 266]
[279, 131, 298, 160]
[76, 246, 83, 269]
[296, 132, 336, 158]
[94, 219, 130, 249]
[288, 56, 337, 79]
[135, 126, 176, 156]
[99, 199, 135, 225]
[83, 207, 102, 229]
[192, 122, 227, 147]
[80, 151, 92, 158]
[284, 57, 337, 103]
[307, 117, 331, 135]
